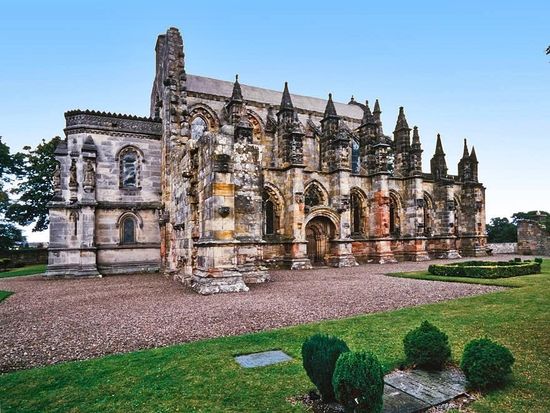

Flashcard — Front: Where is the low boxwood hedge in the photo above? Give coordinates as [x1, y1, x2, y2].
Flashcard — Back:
[428, 259, 541, 278]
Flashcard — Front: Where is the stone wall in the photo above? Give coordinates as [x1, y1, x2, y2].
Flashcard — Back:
[487, 243, 517, 254]
[517, 220, 549, 255]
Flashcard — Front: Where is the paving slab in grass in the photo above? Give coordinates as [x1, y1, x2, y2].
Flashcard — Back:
[234, 350, 292, 368]
[383, 384, 431, 413]
[384, 368, 467, 411]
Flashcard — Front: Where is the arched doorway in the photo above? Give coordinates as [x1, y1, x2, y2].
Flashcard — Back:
[306, 216, 336, 265]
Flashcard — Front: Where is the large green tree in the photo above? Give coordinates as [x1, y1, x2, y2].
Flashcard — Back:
[0, 137, 26, 249]
[512, 210, 550, 231]
[486, 217, 517, 243]
[6, 136, 61, 232]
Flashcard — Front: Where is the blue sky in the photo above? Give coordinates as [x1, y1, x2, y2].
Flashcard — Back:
[1, 0, 549, 241]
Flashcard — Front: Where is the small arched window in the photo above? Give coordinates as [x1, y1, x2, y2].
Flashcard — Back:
[121, 216, 136, 245]
[191, 117, 207, 140]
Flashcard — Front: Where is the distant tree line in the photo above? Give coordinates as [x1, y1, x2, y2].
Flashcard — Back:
[0, 136, 61, 249]
[486, 211, 550, 243]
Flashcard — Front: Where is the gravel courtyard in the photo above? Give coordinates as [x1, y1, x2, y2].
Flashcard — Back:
[0, 258, 506, 372]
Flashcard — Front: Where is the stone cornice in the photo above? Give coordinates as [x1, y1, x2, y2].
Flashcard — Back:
[64, 110, 162, 139]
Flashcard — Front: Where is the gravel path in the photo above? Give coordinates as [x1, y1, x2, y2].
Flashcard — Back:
[0, 257, 509, 372]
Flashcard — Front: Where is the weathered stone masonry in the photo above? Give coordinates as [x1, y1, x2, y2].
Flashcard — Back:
[47, 27, 487, 293]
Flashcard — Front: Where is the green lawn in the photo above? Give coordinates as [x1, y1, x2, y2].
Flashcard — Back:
[0, 261, 549, 413]
[0, 290, 13, 302]
[0, 263, 46, 279]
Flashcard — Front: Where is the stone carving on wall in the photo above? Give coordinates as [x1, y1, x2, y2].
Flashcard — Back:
[83, 160, 96, 192]
[52, 163, 62, 200]
[69, 159, 78, 189]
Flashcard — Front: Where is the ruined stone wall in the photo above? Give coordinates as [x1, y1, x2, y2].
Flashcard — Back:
[517, 220, 549, 255]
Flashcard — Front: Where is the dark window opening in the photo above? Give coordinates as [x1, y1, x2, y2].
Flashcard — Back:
[122, 217, 136, 244]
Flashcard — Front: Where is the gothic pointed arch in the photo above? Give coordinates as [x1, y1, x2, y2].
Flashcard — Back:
[189, 103, 220, 139]
[246, 109, 265, 143]
[389, 190, 404, 237]
[304, 180, 329, 213]
[423, 191, 435, 237]
[350, 187, 368, 237]
[263, 183, 285, 237]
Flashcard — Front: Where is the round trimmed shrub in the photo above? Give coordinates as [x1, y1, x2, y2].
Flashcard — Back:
[332, 351, 384, 413]
[403, 321, 451, 370]
[301, 333, 350, 402]
[460, 338, 515, 389]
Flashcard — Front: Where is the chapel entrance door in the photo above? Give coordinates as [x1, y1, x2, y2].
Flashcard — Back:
[305, 216, 335, 265]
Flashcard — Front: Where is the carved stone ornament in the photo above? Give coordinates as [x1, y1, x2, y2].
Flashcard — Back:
[69, 159, 78, 189]
[294, 192, 304, 204]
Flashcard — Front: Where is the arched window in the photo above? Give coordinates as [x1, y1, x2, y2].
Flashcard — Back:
[118, 147, 141, 189]
[121, 216, 136, 244]
[389, 193, 401, 237]
[191, 117, 207, 140]
[263, 186, 283, 238]
[350, 190, 365, 236]
[304, 185, 323, 210]
[351, 138, 360, 173]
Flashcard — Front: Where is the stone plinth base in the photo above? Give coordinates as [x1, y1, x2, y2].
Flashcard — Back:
[191, 269, 249, 295]
[45, 265, 101, 278]
[369, 253, 398, 264]
[405, 251, 431, 262]
[326, 254, 358, 267]
[461, 247, 488, 257]
[434, 249, 462, 259]
[242, 268, 270, 284]
[284, 257, 312, 270]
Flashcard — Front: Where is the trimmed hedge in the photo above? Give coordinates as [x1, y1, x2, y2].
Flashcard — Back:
[332, 351, 384, 413]
[461, 338, 515, 389]
[302, 333, 350, 402]
[428, 259, 541, 278]
[0, 258, 11, 272]
[403, 320, 451, 370]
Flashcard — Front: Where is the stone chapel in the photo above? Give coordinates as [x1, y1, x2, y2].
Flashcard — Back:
[46, 27, 487, 294]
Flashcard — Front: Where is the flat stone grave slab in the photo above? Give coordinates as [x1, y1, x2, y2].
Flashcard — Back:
[235, 350, 292, 368]
[384, 368, 467, 411]
[382, 384, 430, 413]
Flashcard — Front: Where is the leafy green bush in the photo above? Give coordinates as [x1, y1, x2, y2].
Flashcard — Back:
[0, 258, 11, 272]
[332, 351, 384, 413]
[460, 338, 515, 389]
[403, 321, 451, 370]
[535, 257, 543, 264]
[428, 260, 541, 278]
[302, 333, 350, 402]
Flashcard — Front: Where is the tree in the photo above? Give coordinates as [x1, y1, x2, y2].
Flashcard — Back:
[6, 136, 61, 232]
[0, 137, 26, 249]
[512, 210, 550, 231]
[486, 217, 517, 243]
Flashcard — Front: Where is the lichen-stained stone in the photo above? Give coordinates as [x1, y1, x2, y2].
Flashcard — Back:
[46, 27, 487, 293]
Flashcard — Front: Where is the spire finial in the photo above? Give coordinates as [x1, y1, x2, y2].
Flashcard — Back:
[435, 133, 445, 155]
[394, 106, 409, 131]
[323, 93, 338, 119]
[230, 73, 243, 101]
[470, 145, 478, 162]
[373, 99, 381, 114]
[462, 138, 469, 158]
[361, 100, 375, 125]
[412, 126, 420, 144]
[279, 81, 294, 111]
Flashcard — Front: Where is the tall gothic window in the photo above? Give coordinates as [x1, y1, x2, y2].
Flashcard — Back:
[121, 216, 136, 244]
[191, 117, 207, 140]
[423, 194, 434, 237]
[389, 194, 401, 237]
[350, 192, 363, 236]
[351, 139, 360, 173]
[119, 147, 140, 189]
[263, 189, 280, 237]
